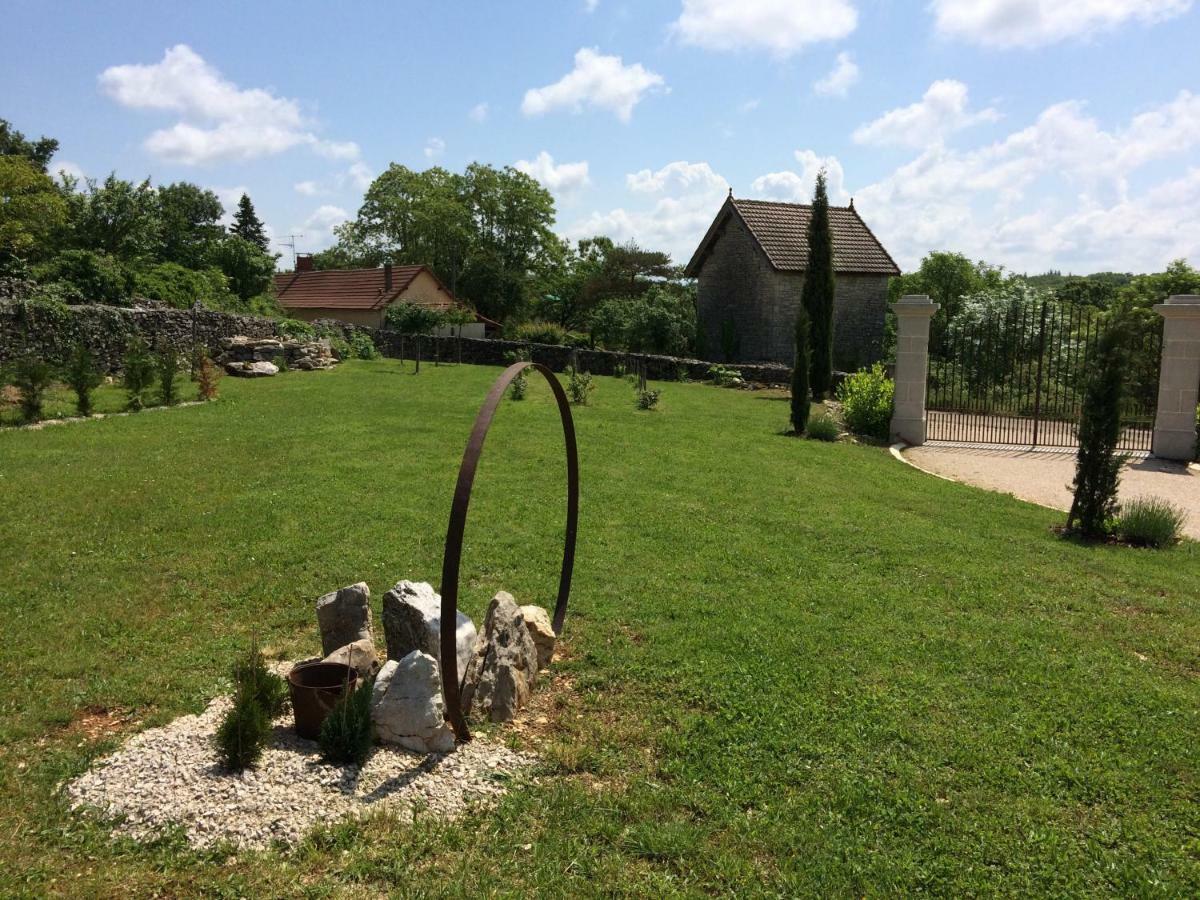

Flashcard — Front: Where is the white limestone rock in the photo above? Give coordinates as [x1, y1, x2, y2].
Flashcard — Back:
[381, 580, 476, 680]
[519, 605, 556, 670]
[370, 652, 456, 754]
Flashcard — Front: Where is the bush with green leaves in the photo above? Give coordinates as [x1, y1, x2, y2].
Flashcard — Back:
[835, 364, 894, 441]
[566, 366, 594, 405]
[347, 330, 380, 360]
[9, 355, 54, 423]
[122, 336, 155, 410]
[806, 413, 840, 442]
[707, 364, 742, 387]
[384, 301, 446, 335]
[215, 688, 270, 772]
[277, 318, 315, 339]
[1116, 497, 1185, 548]
[513, 321, 569, 345]
[155, 343, 180, 405]
[64, 343, 102, 417]
[319, 675, 375, 766]
[635, 388, 660, 410]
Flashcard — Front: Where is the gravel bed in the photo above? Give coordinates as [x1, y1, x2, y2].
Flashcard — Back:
[65, 693, 538, 849]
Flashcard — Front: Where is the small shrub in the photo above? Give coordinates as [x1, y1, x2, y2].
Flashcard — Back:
[1117, 497, 1185, 548]
[319, 675, 375, 766]
[197, 355, 220, 401]
[273, 352, 289, 372]
[327, 335, 351, 360]
[347, 331, 379, 360]
[805, 413, 840, 442]
[122, 336, 155, 410]
[215, 689, 270, 772]
[513, 321, 569, 346]
[510, 368, 529, 400]
[566, 367, 594, 405]
[64, 344, 102, 417]
[277, 318, 315, 339]
[612, 361, 627, 379]
[707, 364, 742, 387]
[232, 645, 289, 718]
[836, 363, 894, 441]
[636, 388, 660, 410]
[155, 343, 180, 406]
[10, 355, 54, 423]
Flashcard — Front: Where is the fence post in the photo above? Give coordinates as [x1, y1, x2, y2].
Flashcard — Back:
[1151, 294, 1200, 461]
[890, 294, 940, 446]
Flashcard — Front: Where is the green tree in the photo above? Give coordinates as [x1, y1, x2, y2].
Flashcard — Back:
[155, 182, 224, 268]
[64, 174, 159, 261]
[0, 156, 67, 271]
[0, 118, 58, 172]
[210, 236, 276, 301]
[33, 249, 134, 304]
[791, 306, 811, 434]
[132, 262, 236, 309]
[1118, 259, 1200, 309]
[64, 343, 102, 416]
[229, 193, 269, 251]
[1066, 316, 1129, 539]
[802, 169, 836, 398]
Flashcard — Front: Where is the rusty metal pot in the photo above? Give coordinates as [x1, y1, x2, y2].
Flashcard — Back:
[288, 661, 357, 739]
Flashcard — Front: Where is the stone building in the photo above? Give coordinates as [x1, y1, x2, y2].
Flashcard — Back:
[684, 195, 900, 369]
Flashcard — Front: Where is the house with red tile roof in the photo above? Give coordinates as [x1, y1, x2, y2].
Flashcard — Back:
[685, 195, 900, 370]
[273, 256, 488, 334]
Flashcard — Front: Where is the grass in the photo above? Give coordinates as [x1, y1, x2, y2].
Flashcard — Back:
[1, 359, 1197, 896]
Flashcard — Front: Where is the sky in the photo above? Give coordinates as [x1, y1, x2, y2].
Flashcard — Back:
[2, 0, 1199, 275]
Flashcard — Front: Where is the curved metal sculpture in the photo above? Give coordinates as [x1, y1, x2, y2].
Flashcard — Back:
[439, 362, 579, 742]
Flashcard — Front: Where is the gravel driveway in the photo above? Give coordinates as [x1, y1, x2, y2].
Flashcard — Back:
[901, 443, 1200, 540]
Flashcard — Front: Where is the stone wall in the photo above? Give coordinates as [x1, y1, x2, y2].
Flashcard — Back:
[695, 215, 889, 370]
[0, 301, 794, 384]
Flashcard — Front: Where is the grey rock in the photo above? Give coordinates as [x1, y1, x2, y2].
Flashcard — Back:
[461, 592, 538, 723]
[316, 583, 373, 656]
[224, 360, 278, 378]
[381, 581, 476, 680]
[370, 652, 456, 754]
[519, 605, 556, 669]
[322, 638, 380, 678]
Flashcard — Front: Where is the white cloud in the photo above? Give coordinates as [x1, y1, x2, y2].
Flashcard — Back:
[424, 137, 446, 160]
[751, 150, 849, 204]
[930, 0, 1192, 48]
[345, 161, 374, 190]
[739, 98, 761, 113]
[853, 79, 1000, 148]
[569, 161, 729, 262]
[52, 160, 85, 181]
[293, 204, 350, 251]
[813, 52, 859, 98]
[294, 180, 321, 196]
[99, 44, 358, 165]
[584, 0, 600, 11]
[515, 151, 591, 194]
[521, 47, 666, 123]
[672, 0, 857, 56]
[843, 91, 1200, 271]
[469, 102, 489, 123]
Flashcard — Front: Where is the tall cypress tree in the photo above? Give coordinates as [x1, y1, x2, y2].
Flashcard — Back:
[230, 193, 269, 251]
[791, 305, 812, 434]
[801, 169, 836, 398]
[1066, 316, 1128, 538]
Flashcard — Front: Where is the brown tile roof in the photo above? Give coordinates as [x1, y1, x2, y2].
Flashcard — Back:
[273, 264, 457, 310]
[684, 197, 900, 277]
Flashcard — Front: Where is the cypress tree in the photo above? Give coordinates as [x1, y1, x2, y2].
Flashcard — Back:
[791, 305, 812, 434]
[801, 169, 836, 398]
[1066, 316, 1128, 538]
[230, 193, 269, 251]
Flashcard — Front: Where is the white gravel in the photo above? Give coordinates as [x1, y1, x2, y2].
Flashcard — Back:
[65, 693, 538, 849]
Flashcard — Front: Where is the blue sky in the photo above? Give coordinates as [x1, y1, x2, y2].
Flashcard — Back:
[3, 0, 1198, 273]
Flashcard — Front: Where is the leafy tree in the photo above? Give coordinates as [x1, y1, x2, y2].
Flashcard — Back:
[383, 301, 447, 334]
[229, 193, 269, 251]
[33, 249, 134, 304]
[1118, 259, 1200, 310]
[587, 284, 696, 356]
[63, 174, 159, 261]
[0, 118, 58, 172]
[133, 262, 235, 309]
[791, 306, 811, 434]
[64, 343, 102, 416]
[210, 235, 276, 301]
[155, 182, 224, 268]
[1066, 316, 1129, 539]
[802, 169, 836, 398]
[0, 156, 68, 271]
[889, 251, 1006, 330]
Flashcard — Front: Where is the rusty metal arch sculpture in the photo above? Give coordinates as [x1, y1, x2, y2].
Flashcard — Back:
[439, 362, 579, 742]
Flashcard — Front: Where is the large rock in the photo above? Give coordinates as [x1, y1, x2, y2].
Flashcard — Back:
[322, 638, 380, 678]
[381, 581, 476, 680]
[519, 605, 556, 670]
[224, 360, 278, 378]
[316, 582, 373, 656]
[370, 652, 456, 754]
[461, 592, 539, 723]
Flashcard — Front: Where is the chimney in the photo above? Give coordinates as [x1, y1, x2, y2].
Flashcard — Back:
[384, 262, 393, 293]
[296, 253, 314, 272]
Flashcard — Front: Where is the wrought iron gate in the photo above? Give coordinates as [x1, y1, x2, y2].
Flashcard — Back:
[925, 298, 1161, 451]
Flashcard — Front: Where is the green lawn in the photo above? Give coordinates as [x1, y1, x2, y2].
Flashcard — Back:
[1, 359, 1197, 897]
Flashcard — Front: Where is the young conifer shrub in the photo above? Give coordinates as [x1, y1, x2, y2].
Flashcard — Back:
[215, 688, 271, 771]
[156, 343, 180, 406]
[1066, 318, 1128, 539]
[801, 170, 836, 397]
[11, 355, 54, 423]
[318, 675, 375, 766]
[791, 306, 812, 434]
[232, 646, 288, 718]
[64, 344, 103, 417]
[197, 355, 220, 401]
[122, 337, 155, 410]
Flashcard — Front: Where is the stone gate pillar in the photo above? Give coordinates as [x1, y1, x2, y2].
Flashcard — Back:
[890, 294, 939, 446]
[1151, 294, 1200, 461]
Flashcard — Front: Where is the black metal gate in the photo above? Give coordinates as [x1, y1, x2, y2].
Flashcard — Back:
[925, 298, 1161, 451]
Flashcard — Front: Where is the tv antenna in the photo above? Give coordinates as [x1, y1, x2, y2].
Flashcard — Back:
[277, 234, 304, 269]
